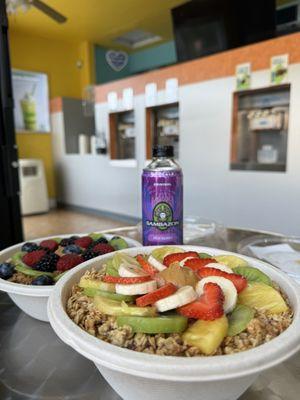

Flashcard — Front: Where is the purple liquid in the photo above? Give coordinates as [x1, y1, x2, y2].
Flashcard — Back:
[142, 169, 183, 245]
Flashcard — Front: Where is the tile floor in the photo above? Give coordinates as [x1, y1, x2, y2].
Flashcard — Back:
[22, 209, 127, 240]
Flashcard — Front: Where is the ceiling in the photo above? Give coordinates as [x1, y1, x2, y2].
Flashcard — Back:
[8, 0, 187, 51]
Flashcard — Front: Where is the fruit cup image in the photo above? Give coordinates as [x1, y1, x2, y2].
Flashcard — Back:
[48, 246, 300, 400]
[20, 92, 37, 131]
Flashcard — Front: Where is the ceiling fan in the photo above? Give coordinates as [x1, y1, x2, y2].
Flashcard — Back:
[6, 0, 67, 23]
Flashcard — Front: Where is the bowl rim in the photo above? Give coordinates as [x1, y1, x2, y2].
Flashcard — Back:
[0, 233, 142, 297]
[48, 245, 300, 382]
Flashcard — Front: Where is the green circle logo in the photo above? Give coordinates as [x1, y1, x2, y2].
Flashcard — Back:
[153, 202, 173, 231]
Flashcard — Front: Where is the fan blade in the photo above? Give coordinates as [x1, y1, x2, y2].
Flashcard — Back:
[29, 0, 67, 23]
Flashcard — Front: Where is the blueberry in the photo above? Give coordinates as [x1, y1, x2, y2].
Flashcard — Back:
[63, 244, 82, 255]
[21, 242, 39, 252]
[31, 275, 54, 286]
[0, 263, 15, 280]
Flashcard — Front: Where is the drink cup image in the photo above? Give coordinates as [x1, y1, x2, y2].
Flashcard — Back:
[20, 92, 37, 131]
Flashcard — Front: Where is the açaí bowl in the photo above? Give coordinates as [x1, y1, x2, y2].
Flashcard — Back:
[0, 234, 141, 322]
[47, 245, 300, 400]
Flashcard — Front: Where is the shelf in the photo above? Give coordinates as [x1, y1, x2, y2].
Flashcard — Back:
[231, 162, 286, 172]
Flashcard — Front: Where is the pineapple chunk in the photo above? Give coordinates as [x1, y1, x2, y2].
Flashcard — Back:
[182, 316, 228, 355]
[215, 255, 248, 269]
[79, 277, 115, 293]
[238, 282, 288, 314]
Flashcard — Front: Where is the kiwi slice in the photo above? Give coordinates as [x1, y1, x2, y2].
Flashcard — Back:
[198, 252, 212, 259]
[109, 236, 128, 250]
[105, 258, 120, 277]
[89, 232, 106, 241]
[234, 266, 272, 286]
[15, 264, 54, 278]
[228, 304, 255, 336]
[11, 251, 26, 266]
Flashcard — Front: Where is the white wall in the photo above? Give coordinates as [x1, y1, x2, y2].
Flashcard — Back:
[51, 64, 300, 235]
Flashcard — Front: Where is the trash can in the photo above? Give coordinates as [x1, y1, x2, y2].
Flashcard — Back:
[19, 159, 49, 215]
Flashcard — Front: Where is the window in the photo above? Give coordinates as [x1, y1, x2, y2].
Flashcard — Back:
[109, 110, 135, 159]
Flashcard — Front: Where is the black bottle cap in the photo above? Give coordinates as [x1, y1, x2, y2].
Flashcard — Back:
[152, 145, 174, 158]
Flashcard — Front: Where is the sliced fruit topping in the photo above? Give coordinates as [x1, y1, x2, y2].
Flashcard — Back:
[56, 254, 84, 272]
[178, 282, 224, 320]
[31, 275, 54, 286]
[227, 304, 255, 336]
[155, 285, 197, 312]
[198, 252, 213, 259]
[163, 251, 199, 267]
[238, 282, 289, 314]
[105, 258, 120, 277]
[150, 246, 182, 263]
[119, 262, 148, 278]
[92, 243, 115, 254]
[182, 316, 228, 355]
[136, 283, 177, 307]
[74, 236, 93, 249]
[117, 315, 188, 334]
[147, 255, 166, 271]
[234, 266, 272, 286]
[196, 276, 237, 313]
[0, 262, 15, 280]
[15, 264, 53, 277]
[158, 263, 198, 288]
[198, 268, 247, 293]
[204, 262, 233, 274]
[183, 257, 216, 272]
[89, 232, 106, 241]
[79, 276, 116, 292]
[35, 253, 59, 272]
[40, 239, 59, 252]
[116, 280, 157, 295]
[93, 295, 156, 317]
[103, 275, 151, 284]
[83, 287, 135, 302]
[109, 236, 128, 250]
[22, 250, 47, 267]
[136, 254, 157, 275]
[214, 255, 248, 268]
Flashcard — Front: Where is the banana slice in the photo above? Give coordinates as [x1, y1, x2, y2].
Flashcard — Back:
[148, 255, 167, 271]
[196, 277, 237, 313]
[204, 262, 233, 274]
[155, 285, 197, 312]
[116, 280, 157, 295]
[119, 263, 148, 277]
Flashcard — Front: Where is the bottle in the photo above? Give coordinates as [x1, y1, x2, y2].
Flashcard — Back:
[142, 145, 183, 245]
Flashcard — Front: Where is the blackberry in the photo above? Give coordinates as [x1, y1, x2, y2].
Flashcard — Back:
[70, 236, 80, 240]
[21, 242, 39, 252]
[60, 238, 74, 247]
[32, 275, 54, 286]
[82, 249, 99, 261]
[35, 253, 59, 272]
[93, 237, 108, 245]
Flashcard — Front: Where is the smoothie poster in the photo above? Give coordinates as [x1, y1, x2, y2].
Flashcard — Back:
[270, 55, 289, 85]
[236, 63, 251, 91]
[12, 69, 50, 132]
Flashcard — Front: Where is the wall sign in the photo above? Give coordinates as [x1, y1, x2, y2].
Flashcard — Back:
[105, 50, 128, 72]
[271, 54, 289, 85]
[12, 69, 50, 132]
[236, 63, 251, 91]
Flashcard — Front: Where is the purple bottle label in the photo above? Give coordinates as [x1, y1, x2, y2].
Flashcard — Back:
[142, 169, 183, 245]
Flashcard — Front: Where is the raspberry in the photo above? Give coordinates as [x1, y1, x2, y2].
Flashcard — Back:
[22, 250, 47, 267]
[56, 254, 84, 272]
[92, 243, 114, 254]
[35, 253, 59, 272]
[74, 236, 93, 249]
[40, 239, 59, 252]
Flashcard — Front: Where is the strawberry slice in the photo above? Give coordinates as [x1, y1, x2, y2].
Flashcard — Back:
[177, 282, 224, 320]
[102, 275, 152, 284]
[163, 251, 199, 267]
[184, 258, 216, 272]
[136, 254, 157, 275]
[136, 283, 177, 307]
[198, 267, 247, 293]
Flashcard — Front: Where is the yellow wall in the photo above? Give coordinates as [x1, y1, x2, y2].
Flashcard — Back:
[9, 30, 94, 198]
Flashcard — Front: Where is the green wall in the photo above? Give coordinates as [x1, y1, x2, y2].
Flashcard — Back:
[95, 41, 177, 84]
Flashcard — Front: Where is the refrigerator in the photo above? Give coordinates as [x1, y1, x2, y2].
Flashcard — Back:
[0, 2, 23, 250]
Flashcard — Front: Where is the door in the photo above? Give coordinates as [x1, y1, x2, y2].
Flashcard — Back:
[0, 2, 23, 250]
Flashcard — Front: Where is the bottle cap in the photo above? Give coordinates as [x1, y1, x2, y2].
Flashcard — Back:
[152, 145, 174, 158]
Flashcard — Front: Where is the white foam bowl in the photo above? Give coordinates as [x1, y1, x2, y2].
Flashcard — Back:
[0, 233, 141, 322]
[48, 245, 300, 400]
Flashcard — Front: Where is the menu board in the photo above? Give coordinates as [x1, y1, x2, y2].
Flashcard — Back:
[12, 69, 50, 133]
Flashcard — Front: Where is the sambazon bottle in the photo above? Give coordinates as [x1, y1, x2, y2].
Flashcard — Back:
[142, 145, 183, 245]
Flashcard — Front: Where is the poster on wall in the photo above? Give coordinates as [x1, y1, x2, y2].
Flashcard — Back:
[270, 54, 289, 85]
[12, 69, 50, 133]
[236, 63, 251, 90]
